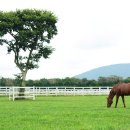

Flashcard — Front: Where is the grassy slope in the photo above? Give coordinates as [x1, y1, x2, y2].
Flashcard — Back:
[0, 96, 130, 130]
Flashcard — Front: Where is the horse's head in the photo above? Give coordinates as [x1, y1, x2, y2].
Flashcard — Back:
[107, 97, 113, 108]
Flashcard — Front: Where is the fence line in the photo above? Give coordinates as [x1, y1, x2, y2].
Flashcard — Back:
[0, 86, 112, 97]
[0, 87, 10, 95]
[9, 87, 35, 101]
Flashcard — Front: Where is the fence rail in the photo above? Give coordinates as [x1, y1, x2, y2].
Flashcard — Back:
[0, 86, 112, 96]
[9, 87, 35, 101]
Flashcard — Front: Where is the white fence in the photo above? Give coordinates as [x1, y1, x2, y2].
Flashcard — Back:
[0, 86, 112, 97]
[9, 87, 35, 101]
[0, 87, 10, 95]
[35, 87, 112, 96]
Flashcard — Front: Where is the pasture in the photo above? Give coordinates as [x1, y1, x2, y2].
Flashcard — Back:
[0, 96, 130, 130]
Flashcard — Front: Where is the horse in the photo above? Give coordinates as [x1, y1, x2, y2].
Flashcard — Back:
[107, 83, 130, 108]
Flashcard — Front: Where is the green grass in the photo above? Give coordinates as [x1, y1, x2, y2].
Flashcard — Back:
[0, 96, 130, 130]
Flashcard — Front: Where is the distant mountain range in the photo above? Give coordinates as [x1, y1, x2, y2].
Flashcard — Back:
[74, 63, 130, 80]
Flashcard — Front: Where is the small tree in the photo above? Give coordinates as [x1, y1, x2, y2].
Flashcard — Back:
[0, 9, 58, 87]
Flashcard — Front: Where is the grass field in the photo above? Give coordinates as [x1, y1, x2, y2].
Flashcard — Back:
[0, 96, 130, 130]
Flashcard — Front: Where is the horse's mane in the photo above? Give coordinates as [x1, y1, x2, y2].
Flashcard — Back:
[109, 84, 119, 98]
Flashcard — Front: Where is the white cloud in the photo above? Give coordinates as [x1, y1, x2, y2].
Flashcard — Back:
[0, 0, 130, 79]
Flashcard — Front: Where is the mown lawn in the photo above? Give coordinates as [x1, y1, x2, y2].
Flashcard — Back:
[0, 96, 130, 130]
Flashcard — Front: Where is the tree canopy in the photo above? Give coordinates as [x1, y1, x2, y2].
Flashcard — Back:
[0, 9, 58, 86]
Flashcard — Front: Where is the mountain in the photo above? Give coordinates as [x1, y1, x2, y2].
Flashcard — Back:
[74, 63, 130, 80]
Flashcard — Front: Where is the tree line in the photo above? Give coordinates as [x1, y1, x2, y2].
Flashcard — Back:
[0, 75, 130, 87]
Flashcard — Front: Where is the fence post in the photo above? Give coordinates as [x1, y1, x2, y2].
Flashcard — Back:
[6, 87, 8, 95]
[99, 87, 101, 95]
[9, 88, 11, 100]
[74, 87, 75, 96]
[107, 87, 110, 94]
[82, 87, 84, 96]
[13, 87, 15, 101]
[65, 87, 66, 96]
[34, 86, 37, 96]
[33, 87, 35, 100]
[56, 87, 58, 96]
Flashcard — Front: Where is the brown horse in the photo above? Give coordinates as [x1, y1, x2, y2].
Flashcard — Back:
[107, 83, 130, 108]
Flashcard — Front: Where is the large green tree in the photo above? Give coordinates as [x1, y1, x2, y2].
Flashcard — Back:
[0, 9, 58, 87]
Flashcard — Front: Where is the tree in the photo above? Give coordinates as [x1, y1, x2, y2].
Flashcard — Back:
[124, 77, 130, 83]
[98, 76, 123, 86]
[0, 9, 58, 87]
[0, 77, 6, 86]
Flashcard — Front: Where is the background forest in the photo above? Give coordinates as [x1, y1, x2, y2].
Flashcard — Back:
[0, 75, 130, 87]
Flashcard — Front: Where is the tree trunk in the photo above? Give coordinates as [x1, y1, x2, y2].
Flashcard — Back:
[21, 71, 27, 87]
[19, 71, 27, 97]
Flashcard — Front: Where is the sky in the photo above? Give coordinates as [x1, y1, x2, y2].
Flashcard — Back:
[0, 0, 130, 79]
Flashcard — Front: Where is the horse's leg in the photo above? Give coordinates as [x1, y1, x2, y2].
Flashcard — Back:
[121, 95, 126, 108]
[115, 95, 119, 108]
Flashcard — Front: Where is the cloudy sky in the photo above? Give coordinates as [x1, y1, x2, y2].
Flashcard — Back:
[0, 0, 130, 79]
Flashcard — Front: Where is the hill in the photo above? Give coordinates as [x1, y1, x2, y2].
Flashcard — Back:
[74, 63, 130, 80]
